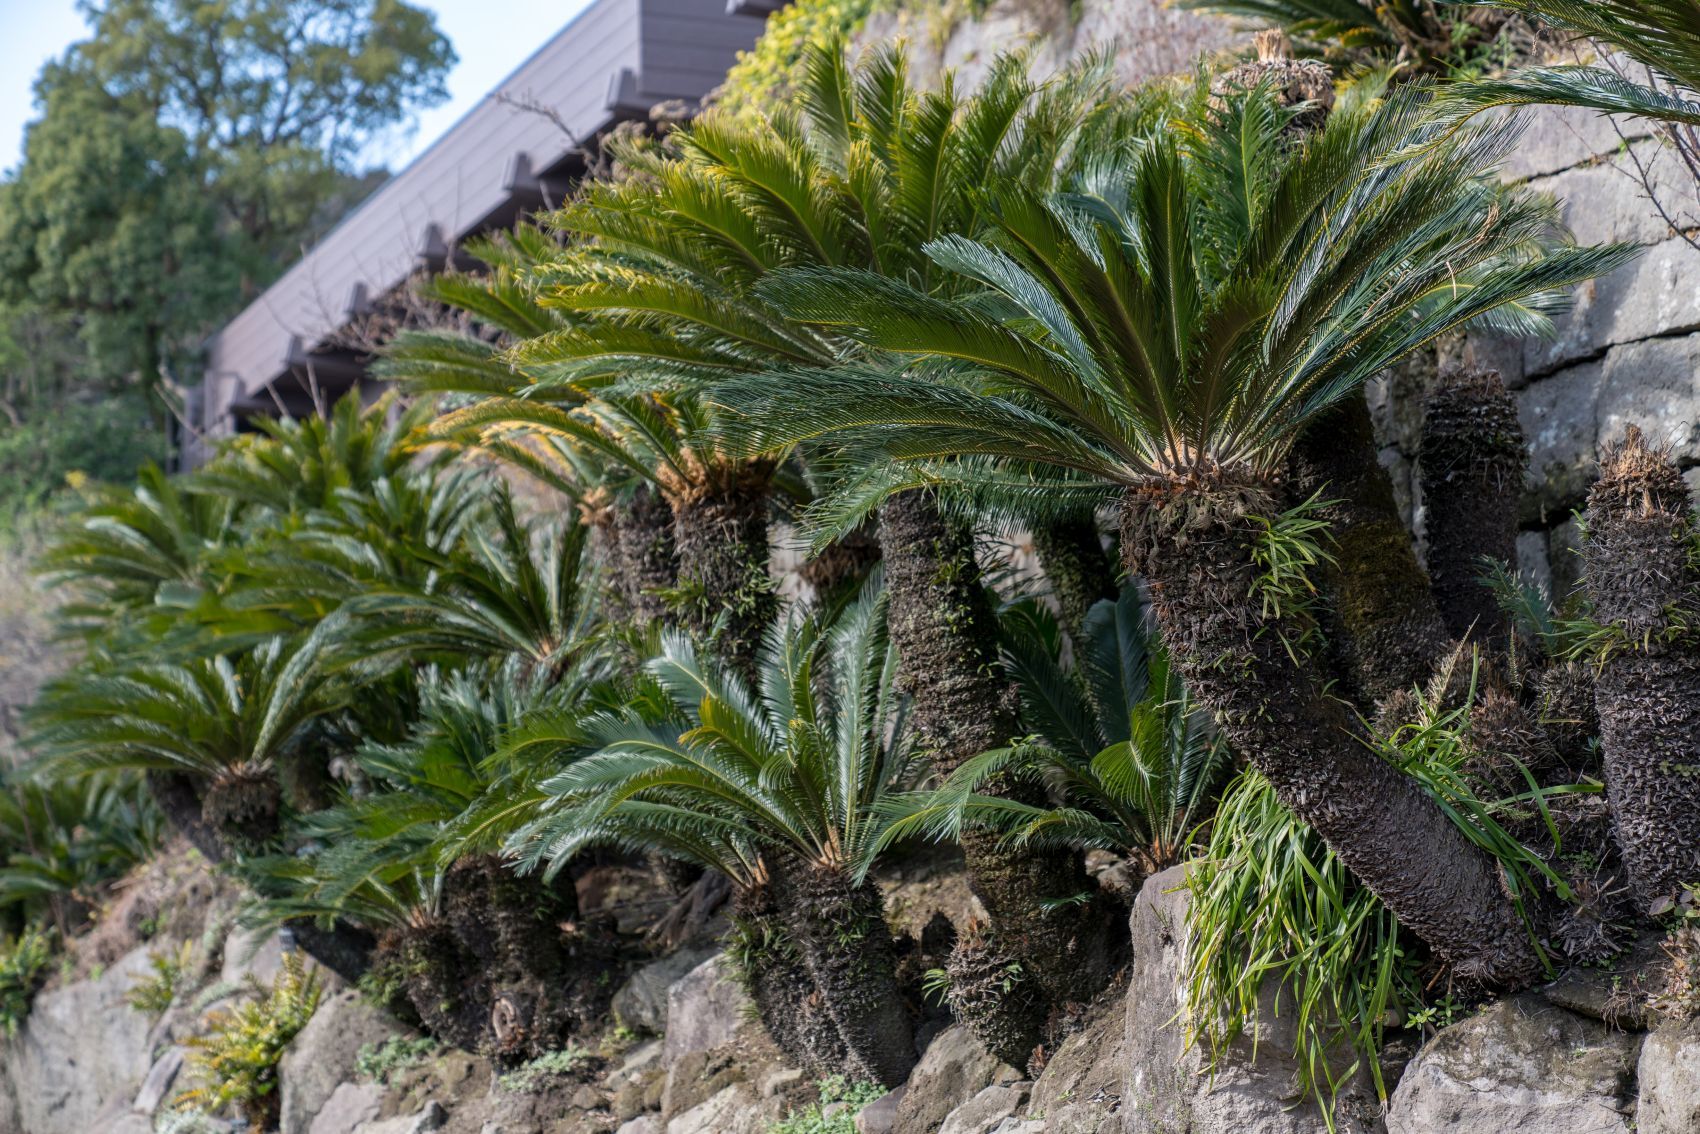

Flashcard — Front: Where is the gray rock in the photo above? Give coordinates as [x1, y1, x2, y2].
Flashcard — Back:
[1028, 994, 1123, 1134]
[280, 988, 410, 1134]
[1529, 137, 1683, 248]
[614, 948, 717, 1035]
[132, 1046, 185, 1114]
[662, 954, 750, 1066]
[1384, 994, 1640, 1134]
[894, 1025, 1003, 1134]
[855, 1086, 905, 1134]
[937, 1084, 1027, 1134]
[1123, 866, 1387, 1134]
[307, 1081, 385, 1134]
[220, 924, 286, 986]
[1634, 1015, 1700, 1134]
[759, 1066, 804, 1098]
[0, 945, 156, 1134]
[410, 1100, 448, 1132]
[1501, 105, 1648, 183]
[1525, 237, 1700, 378]
[664, 1083, 783, 1134]
[618, 1118, 663, 1134]
[989, 1123, 1045, 1134]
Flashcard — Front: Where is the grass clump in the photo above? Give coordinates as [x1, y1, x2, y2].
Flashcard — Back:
[174, 952, 322, 1129]
[497, 1045, 588, 1092]
[766, 1076, 886, 1134]
[356, 1034, 438, 1084]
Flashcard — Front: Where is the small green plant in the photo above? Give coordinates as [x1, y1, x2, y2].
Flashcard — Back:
[355, 1034, 438, 1084]
[497, 1044, 588, 1092]
[713, 0, 887, 116]
[126, 941, 196, 1017]
[766, 1075, 886, 1134]
[0, 925, 54, 1036]
[174, 952, 322, 1129]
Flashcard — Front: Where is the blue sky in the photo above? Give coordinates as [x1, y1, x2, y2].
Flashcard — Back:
[0, 0, 596, 177]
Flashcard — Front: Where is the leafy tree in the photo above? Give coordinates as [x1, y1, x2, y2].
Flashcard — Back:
[0, 0, 454, 412]
[711, 84, 1633, 987]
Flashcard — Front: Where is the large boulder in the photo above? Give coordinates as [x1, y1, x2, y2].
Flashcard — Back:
[1384, 994, 1640, 1134]
[937, 1083, 1029, 1134]
[1632, 1014, 1700, 1134]
[1028, 993, 1124, 1134]
[613, 948, 716, 1036]
[1122, 866, 1387, 1134]
[664, 1082, 786, 1134]
[279, 987, 411, 1134]
[662, 954, 749, 1065]
[0, 945, 157, 1134]
[894, 1025, 1008, 1134]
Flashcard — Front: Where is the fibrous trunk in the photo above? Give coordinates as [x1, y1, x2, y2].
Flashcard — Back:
[880, 489, 1123, 1015]
[782, 860, 916, 1087]
[1581, 427, 1700, 913]
[1287, 394, 1451, 708]
[1121, 477, 1540, 989]
[671, 474, 776, 682]
[1030, 515, 1118, 639]
[944, 930, 1045, 1068]
[200, 764, 282, 855]
[730, 880, 851, 1074]
[1420, 368, 1526, 648]
[609, 484, 678, 627]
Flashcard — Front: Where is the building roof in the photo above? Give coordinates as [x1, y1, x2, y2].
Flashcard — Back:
[197, 0, 764, 435]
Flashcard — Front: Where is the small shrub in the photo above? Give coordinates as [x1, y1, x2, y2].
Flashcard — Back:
[713, 0, 886, 116]
[356, 1035, 438, 1084]
[174, 952, 322, 1129]
[497, 1045, 588, 1093]
[126, 941, 195, 1017]
[0, 925, 54, 1036]
[766, 1076, 885, 1134]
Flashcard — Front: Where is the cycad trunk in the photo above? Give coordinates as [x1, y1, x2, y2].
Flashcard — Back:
[671, 471, 776, 682]
[730, 880, 852, 1074]
[1582, 427, 1700, 913]
[609, 484, 678, 627]
[1120, 477, 1540, 989]
[1420, 368, 1525, 648]
[782, 860, 916, 1087]
[1031, 515, 1118, 639]
[1287, 394, 1450, 708]
[880, 489, 1122, 1014]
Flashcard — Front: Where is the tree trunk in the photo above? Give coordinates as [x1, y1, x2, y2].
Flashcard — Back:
[1582, 427, 1700, 913]
[880, 489, 1123, 1010]
[1420, 368, 1525, 648]
[609, 484, 678, 628]
[671, 475, 776, 682]
[1030, 515, 1118, 639]
[1287, 394, 1451, 709]
[730, 880, 850, 1075]
[944, 931, 1045, 1067]
[1120, 478, 1541, 989]
[145, 771, 225, 863]
[782, 860, 916, 1088]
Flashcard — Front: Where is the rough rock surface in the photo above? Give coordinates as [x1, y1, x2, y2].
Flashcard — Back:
[1122, 866, 1387, 1134]
[281, 987, 413, 1134]
[0, 945, 157, 1134]
[1028, 993, 1124, 1133]
[1633, 1015, 1700, 1134]
[310, 1081, 388, 1134]
[937, 1083, 1028, 1134]
[1384, 995, 1641, 1134]
[612, 947, 716, 1035]
[894, 1025, 1006, 1134]
[661, 954, 748, 1065]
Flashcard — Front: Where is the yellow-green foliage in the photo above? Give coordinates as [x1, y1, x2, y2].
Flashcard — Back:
[0, 925, 54, 1036]
[126, 941, 196, 1017]
[713, 0, 886, 116]
[175, 952, 322, 1128]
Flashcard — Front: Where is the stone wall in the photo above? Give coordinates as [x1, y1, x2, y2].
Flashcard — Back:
[1367, 104, 1700, 600]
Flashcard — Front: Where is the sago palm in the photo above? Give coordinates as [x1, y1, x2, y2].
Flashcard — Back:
[507, 581, 920, 1086]
[27, 627, 347, 855]
[1443, 1, 1700, 126]
[516, 40, 1150, 1012]
[882, 589, 1229, 877]
[378, 227, 682, 629]
[712, 85, 1635, 986]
